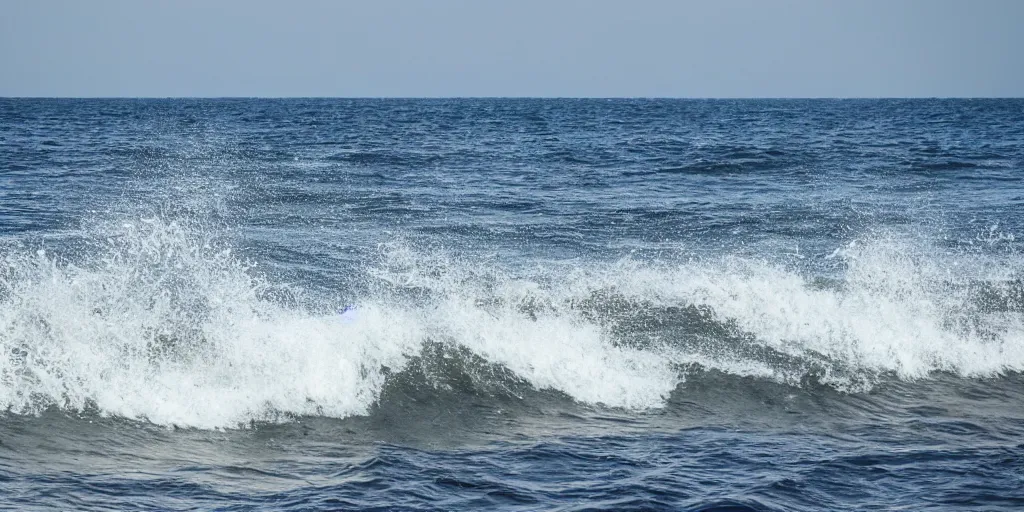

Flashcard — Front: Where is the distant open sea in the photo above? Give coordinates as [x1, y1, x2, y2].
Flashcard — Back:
[1, 98, 1023, 510]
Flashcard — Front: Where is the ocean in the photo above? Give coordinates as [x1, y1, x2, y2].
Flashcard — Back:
[1, 98, 1022, 510]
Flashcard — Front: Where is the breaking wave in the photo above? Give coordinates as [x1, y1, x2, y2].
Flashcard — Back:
[0, 218, 1021, 428]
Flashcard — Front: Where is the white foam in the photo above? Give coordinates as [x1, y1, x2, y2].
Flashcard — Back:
[1, 221, 1022, 428]
[575, 236, 1024, 382]
[0, 220, 424, 428]
[426, 296, 677, 409]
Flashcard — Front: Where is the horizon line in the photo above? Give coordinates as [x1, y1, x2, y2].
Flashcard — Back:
[2, 95, 1022, 100]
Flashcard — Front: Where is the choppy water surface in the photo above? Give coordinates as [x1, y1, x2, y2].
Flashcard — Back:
[1, 98, 1023, 510]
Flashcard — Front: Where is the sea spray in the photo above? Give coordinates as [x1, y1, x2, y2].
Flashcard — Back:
[1, 219, 1022, 428]
[0, 219, 423, 428]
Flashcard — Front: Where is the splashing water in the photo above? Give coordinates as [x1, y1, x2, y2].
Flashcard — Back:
[0, 217, 1022, 429]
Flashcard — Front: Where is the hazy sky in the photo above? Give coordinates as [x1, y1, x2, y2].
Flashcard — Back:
[2, 0, 1022, 97]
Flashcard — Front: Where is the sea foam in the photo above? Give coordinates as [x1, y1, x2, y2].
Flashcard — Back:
[0, 219, 1021, 428]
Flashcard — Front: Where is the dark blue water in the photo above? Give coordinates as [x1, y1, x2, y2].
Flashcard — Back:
[1, 98, 1023, 510]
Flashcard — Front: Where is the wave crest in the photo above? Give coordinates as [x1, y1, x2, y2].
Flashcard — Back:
[1, 220, 1022, 428]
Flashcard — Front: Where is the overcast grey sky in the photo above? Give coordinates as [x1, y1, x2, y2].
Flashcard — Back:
[1, 0, 1022, 97]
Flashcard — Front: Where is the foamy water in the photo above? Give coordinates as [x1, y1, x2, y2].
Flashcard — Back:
[2, 216, 1021, 428]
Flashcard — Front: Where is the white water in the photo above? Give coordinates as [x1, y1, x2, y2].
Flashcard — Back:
[0, 219, 1021, 428]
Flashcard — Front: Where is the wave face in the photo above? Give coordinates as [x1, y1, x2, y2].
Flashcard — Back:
[1, 217, 1021, 428]
[2, 98, 1024, 511]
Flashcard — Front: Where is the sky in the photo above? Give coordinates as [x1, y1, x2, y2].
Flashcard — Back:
[1, 0, 1022, 98]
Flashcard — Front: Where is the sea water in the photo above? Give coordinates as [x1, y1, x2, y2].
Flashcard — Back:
[1, 98, 1022, 510]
